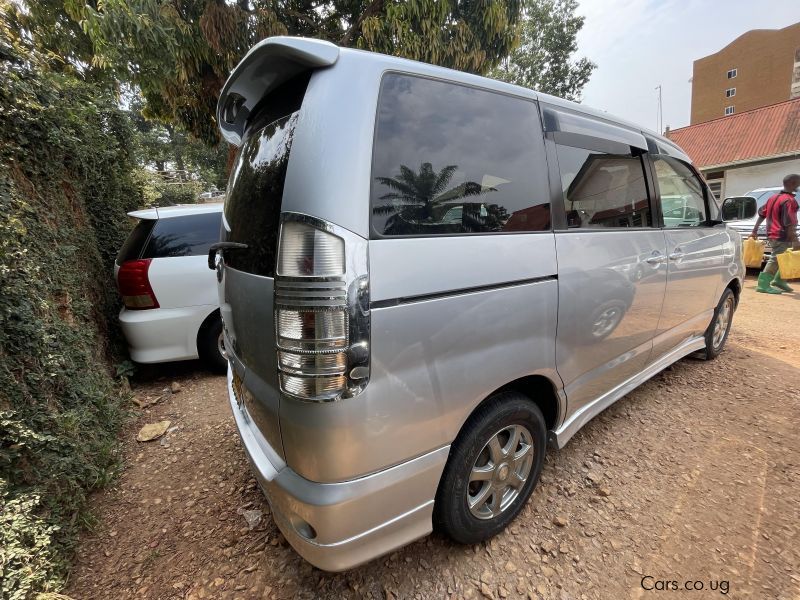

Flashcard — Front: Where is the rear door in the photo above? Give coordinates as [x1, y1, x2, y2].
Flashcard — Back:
[650, 156, 728, 359]
[547, 112, 667, 420]
[217, 108, 301, 461]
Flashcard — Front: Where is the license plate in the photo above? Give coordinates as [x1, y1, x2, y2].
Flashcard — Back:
[232, 369, 245, 410]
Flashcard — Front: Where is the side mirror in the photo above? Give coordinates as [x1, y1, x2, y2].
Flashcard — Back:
[720, 196, 757, 221]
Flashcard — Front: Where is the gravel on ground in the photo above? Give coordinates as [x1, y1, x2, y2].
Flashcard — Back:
[66, 275, 800, 599]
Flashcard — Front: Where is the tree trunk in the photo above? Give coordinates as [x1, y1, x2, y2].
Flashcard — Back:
[166, 124, 185, 173]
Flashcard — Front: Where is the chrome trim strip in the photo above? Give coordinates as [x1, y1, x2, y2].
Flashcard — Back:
[551, 336, 706, 448]
[370, 275, 557, 309]
[276, 346, 348, 356]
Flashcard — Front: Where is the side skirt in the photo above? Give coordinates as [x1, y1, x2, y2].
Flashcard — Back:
[549, 336, 706, 449]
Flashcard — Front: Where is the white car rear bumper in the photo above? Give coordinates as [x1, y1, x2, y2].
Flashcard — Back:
[119, 305, 216, 363]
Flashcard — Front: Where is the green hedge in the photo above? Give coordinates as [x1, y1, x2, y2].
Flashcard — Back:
[0, 41, 143, 598]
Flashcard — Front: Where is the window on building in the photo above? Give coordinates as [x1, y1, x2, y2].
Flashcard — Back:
[705, 171, 724, 202]
[370, 73, 551, 236]
[707, 181, 723, 201]
[725, 88, 736, 98]
[555, 145, 651, 229]
[724, 106, 735, 116]
[654, 156, 708, 228]
[727, 68, 737, 79]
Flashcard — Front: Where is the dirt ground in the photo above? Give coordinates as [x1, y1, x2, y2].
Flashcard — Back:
[66, 274, 800, 600]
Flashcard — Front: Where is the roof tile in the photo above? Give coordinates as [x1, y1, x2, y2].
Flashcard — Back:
[667, 98, 800, 169]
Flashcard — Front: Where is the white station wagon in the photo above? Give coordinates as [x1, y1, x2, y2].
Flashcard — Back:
[116, 203, 225, 372]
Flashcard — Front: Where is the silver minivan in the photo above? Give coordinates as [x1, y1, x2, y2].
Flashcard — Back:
[211, 37, 747, 571]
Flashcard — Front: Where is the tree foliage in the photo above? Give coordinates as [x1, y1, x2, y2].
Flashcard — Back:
[1, 24, 139, 599]
[490, 0, 595, 101]
[61, 0, 523, 144]
[129, 93, 228, 189]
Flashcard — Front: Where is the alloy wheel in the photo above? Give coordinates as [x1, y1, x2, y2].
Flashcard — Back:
[467, 424, 534, 520]
[712, 296, 733, 349]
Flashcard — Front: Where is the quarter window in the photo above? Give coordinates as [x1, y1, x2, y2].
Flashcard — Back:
[370, 74, 550, 236]
[555, 145, 651, 228]
[117, 219, 156, 263]
[654, 156, 708, 228]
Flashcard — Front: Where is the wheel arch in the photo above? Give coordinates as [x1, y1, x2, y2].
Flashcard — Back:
[725, 277, 742, 307]
[459, 374, 562, 438]
[196, 307, 222, 352]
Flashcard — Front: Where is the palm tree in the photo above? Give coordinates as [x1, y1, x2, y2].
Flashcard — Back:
[373, 162, 491, 221]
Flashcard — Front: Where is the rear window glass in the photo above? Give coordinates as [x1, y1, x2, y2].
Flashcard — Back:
[142, 212, 222, 258]
[222, 113, 298, 277]
[116, 219, 155, 264]
[371, 73, 550, 236]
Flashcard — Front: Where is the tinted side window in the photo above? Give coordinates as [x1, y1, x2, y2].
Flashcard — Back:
[142, 212, 222, 258]
[653, 156, 707, 228]
[555, 145, 651, 228]
[117, 219, 155, 264]
[370, 74, 550, 236]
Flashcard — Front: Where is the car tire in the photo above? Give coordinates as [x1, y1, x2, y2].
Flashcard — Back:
[701, 288, 735, 360]
[433, 392, 547, 545]
[199, 315, 227, 374]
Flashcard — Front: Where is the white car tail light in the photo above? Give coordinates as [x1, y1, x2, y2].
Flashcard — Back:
[117, 259, 160, 309]
[275, 214, 369, 401]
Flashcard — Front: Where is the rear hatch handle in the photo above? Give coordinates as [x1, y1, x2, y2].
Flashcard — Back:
[208, 242, 249, 270]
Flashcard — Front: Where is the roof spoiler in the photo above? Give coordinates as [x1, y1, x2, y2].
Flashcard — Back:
[217, 37, 340, 146]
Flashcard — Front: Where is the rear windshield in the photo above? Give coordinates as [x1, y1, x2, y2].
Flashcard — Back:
[222, 112, 298, 277]
[142, 212, 222, 258]
[370, 73, 550, 236]
[116, 218, 155, 264]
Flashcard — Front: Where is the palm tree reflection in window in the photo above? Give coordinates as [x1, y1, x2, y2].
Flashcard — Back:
[373, 162, 508, 235]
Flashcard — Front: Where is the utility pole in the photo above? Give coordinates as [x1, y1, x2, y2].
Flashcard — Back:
[655, 85, 663, 134]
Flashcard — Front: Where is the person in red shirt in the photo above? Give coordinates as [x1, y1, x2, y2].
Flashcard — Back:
[750, 173, 800, 294]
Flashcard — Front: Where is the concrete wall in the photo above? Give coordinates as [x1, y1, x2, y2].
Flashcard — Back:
[691, 22, 800, 125]
[703, 157, 800, 197]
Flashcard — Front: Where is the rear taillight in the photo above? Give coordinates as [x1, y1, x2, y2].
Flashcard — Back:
[275, 215, 369, 401]
[117, 259, 159, 310]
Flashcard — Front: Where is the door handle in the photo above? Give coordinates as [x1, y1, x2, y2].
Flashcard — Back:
[645, 254, 665, 265]
[669, 251, 685, 261]
[208, 241, 248, 270]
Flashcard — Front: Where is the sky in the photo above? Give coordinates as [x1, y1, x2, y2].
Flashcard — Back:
[575, 0, 800, 132]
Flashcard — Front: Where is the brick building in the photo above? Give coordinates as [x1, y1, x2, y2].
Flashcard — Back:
[690, 21, 800, 125]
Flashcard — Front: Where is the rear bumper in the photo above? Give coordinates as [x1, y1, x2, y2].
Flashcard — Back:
[227, 369, 449, 571]
[119, 305, 215, 363]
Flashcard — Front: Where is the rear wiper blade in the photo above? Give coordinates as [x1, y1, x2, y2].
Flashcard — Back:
[208, 242, 248, 270]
